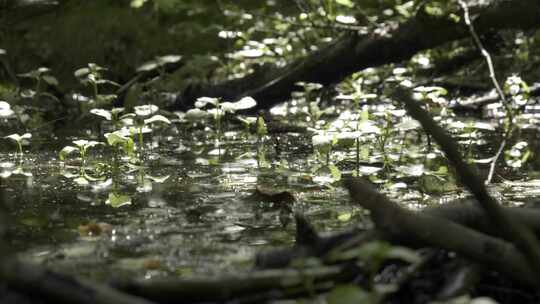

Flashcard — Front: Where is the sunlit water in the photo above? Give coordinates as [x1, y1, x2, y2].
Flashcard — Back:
[3, 108, 540, 282]
[0, 133, 360, 281]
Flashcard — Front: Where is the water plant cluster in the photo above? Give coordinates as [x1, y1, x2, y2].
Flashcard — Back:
[0, 58, 536, 210]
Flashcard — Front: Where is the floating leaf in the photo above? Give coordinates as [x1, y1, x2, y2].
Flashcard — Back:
[106, 192, 132, 208]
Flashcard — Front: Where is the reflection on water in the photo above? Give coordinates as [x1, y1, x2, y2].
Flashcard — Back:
[0, 135, 356, 281]
[3, 113, 539, 282]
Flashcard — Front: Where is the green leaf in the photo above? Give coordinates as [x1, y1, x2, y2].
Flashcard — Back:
[335, 0, 354, 7]
[338, 212, 352, 222]
[195, 97, 219, 108]
[327, 285, 373, 304]
[134, 104, 159, 116]
[360, 108, 370, 121]
[95, 79, 121, 87]
[59, 146, 79, 160]
[130, 0, 148, 8]
[156, 54, 182, 64]
[146, 174, 170, 183]
[144, 114, 171, 125]
[5, 133, 31, 142]
[106, 192, 132, 208]
[328, 164, 342, 181]
[74, 67, 90, 78]
[257, 116, 268, 136]
[124, 137, 135, 157]
[90, 108, 112, 120]
[42, 75, 59, 86]
[104, 132, 129, 146]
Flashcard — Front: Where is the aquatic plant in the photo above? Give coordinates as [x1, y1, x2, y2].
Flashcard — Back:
[17, 67, 59, 102]
[5, 133, 31, 156]
[74, 63, 120, 109]
[90, 107, 125, 129]
[132, 104, 171, 156]
[255, 116, 270, 168]
[311, 132, 341, 183]
[194, 96, 257, 140]
[59, 139, 102, 165]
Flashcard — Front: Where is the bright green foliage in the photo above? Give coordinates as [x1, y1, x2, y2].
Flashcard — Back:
[106, 192, 132, 208]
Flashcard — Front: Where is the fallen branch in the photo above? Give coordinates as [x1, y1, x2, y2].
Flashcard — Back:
[172, 0, 540, 112]
[343, 177, 537, 288]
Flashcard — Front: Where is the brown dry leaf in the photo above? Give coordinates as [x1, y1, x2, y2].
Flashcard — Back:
[143, 259, 162, 270]
[78, 222, 113, 237]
